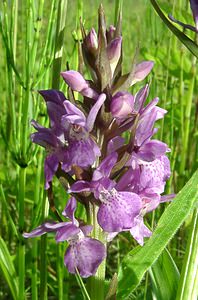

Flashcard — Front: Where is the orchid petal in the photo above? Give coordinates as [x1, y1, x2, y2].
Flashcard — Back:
[131, 61, 154, 86]
[86, 93, 106, 132]
[93, 152, 118, 181]
[44, 154, 59, 189]
[39, 89, 66, 105]
[63, 100, 86, 123]
[55, 224, 80, 242]
[62, 197, 77, 224]
[64, 237, 106, 278]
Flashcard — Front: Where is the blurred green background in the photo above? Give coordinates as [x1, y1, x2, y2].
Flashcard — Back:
[0, 0, 197, 299]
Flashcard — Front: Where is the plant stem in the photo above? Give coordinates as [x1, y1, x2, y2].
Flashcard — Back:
[31, 151, 43, 300]
[18, 167, 26, 300]
[176, 209, 198, 300]
[87, 204, 106, 300]
[51, 2, 68, 299]
[40, 192, 49, 300]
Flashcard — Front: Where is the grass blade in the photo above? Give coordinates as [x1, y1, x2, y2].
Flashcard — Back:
[0, 237, 19, 300]
[176, 209, 198, 300]
[149, 248, 180, 300]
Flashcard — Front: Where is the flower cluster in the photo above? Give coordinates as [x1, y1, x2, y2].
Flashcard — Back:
[24, 6, 172, 278]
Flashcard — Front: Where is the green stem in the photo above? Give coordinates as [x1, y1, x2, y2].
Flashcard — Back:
[87, 204, 106, 300]
[31, 151, 43, 300]
[40, 192, 49, 300]
[18, 167, 26, 300]
[176, 209, 198, 300]
[51, 2, 68, 299]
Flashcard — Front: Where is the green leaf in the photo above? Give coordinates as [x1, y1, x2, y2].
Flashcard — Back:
[0, 237, 19, 300]
[149, 248, 180, 300]
[150, 0, 198, 58]
[117, 169, 198, 300]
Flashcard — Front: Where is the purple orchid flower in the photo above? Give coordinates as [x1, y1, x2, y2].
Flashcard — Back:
[114, 154, 172, 245]
[70, 152, 142, 233]
[61, 93, 106, 171]
[31, 120, 67, 189]
[23, 197, 106, 278]
[127, 85, 169, 166]
[31, 92, 106, 188]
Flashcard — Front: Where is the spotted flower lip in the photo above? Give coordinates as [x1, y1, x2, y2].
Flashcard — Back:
[70, 152, 142, 232]
[23, 197, 106, 278]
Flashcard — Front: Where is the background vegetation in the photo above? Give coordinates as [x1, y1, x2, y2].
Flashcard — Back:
[0, 0, 197, 299]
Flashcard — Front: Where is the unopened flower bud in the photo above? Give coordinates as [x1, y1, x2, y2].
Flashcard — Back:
[86, 28, 98, 50]
[131, 61, 154, 86]
[61, 70, 98, 100]
[107, 36, 122, 75]
[107, 25, 116, 41]
[61, 70, 89, 91]
[110, 91, 134, 119]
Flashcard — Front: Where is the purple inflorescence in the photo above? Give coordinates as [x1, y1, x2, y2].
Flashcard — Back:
[24, 6, 173, 278]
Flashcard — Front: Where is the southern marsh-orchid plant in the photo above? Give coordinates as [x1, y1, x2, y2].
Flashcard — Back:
[24, 5, 172, 297]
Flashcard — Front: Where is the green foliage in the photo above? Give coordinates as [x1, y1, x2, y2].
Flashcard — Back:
[0, 0, 198, 299]
[150, 0, 198, 58]
[0, 237, 19, 300]
[117, 169, 198, 299]
[149, 248, 180, 300]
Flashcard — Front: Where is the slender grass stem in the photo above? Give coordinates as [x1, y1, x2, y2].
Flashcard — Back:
[176, 209, 198, 300]
[30, 0, 44, 76]
[52, 0, 68, 90]
[180, 56, 197, 175]
[114, 0, 123, 25]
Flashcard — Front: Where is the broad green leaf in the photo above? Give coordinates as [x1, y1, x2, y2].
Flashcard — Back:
[117, 169, 198, 300]
[0, 237, 19, 300]
[150, 0, 198, 58]
[149, 248, 180, 300]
